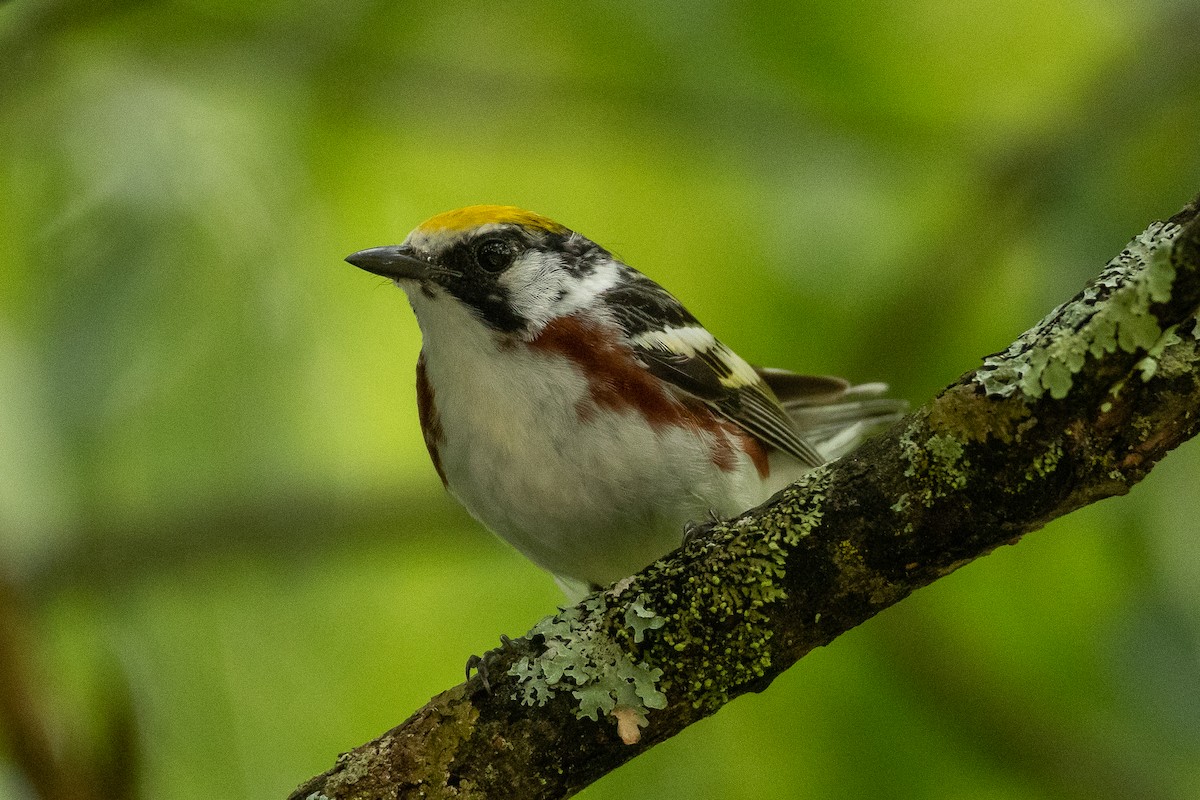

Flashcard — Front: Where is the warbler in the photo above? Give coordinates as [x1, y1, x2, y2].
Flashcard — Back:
[347, 206, 903, 601]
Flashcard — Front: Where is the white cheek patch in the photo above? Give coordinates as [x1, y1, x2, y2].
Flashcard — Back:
[500, 252, 563, 329]
[502, 252, 557, 295]
[501, 255, 622, 331]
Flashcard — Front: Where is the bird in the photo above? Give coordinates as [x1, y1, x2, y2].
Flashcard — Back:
[346, 205, 904, 602]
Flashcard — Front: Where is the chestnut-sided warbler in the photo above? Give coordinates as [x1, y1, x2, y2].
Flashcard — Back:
[347, 206, 903, 601]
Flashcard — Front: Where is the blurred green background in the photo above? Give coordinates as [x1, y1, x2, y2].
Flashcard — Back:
[2, 1, 1199, 798]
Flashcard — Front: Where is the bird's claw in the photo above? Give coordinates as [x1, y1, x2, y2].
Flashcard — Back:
[465, 633, 514, 693]
[683, 509, 722, 548]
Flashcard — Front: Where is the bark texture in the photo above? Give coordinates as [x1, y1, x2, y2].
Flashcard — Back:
[291, 196, 1200, 800]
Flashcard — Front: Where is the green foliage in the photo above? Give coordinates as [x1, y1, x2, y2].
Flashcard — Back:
[2, 1, 1199, 798]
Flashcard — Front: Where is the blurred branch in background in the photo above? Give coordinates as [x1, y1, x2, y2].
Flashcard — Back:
[24, 490, 459, 601]
[0, 574, 137, 800]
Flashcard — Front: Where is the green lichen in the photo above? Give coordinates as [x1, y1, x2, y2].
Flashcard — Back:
[651, 467, 831, 712]
[1135, 323, 1184, 382]
[926, 434, 969, 489]
[976, 220, 1182, 400]
[927, 384, 1032, 445]
[625, 593, 667, 643]
[508, 594, 667, 730]
[510, 469, 834, 722]
[900, 425, 971, 507]
[1028, 438, 1063, 480]
[1135, 356, 1158, 382]
[890, 491, 915, 534]
[316, 746, 375, 796]
[1157, 333, 1200, 382]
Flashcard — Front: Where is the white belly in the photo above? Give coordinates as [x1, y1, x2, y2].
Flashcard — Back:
[413, 300, 771, 589]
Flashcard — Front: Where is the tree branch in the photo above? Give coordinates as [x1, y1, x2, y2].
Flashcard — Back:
[290, 196, 1200, 800]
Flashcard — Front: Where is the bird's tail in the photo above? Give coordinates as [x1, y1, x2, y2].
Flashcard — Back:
[781, 381, 907, 461]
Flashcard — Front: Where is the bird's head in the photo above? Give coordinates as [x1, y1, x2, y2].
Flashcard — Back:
[346, 205, 618, 337]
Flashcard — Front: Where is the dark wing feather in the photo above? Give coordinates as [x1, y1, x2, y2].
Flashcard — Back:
[631, 342, 729, 402]
[755, 367, 850, 405]
[603, 275, 824, 468]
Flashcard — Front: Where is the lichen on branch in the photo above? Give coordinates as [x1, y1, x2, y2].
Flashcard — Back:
[977, 217, 1190, 400]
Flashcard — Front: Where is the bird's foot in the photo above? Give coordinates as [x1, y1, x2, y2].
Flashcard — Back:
[683, 509, 723, 549]
[465, 633, 514, 694]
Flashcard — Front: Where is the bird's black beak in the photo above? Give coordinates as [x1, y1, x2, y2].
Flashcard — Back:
[345, 245, 432, 281]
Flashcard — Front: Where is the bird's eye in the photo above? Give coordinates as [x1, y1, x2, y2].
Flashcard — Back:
[474, 238, 516, 273]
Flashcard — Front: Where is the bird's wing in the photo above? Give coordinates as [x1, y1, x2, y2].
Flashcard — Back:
[753, 368, 850, 405]
[603, 276, 825, 468]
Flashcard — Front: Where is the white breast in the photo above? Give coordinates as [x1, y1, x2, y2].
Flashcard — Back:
[406, 289, 774, 590]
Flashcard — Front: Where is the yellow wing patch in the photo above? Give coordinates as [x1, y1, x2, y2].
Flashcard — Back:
[416, 205, 570, 235]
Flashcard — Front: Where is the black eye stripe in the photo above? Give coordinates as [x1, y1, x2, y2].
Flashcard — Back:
[421, 236, 526, 333]
[423, 227, 610, 335]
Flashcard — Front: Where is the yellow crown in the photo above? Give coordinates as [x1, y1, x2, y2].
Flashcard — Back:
[416, 205, 569, 235]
